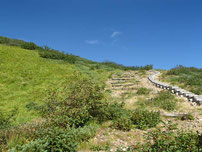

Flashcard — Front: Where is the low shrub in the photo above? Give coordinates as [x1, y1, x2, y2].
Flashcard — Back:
[90, 145, 103, 151]
[106, 102, 126, 120]
[89, 64, 101, 70]
[151, 91, 177, 111]
[136, 87, 151, 95]
[38, 49, 66, 60]
[9, 123, 98, 152]
[101, 61, 153, 71]
[41, 75, 106, 128]
[38, 46, 77, 64]
[139, 121, 200, 152]
[131, 109, 161, 130]
[95, 101, 133, 123]
[90, 143, 111, 152]
[21, 42, 38, 50]
[0, 36, 25, 46]
[10, 128, 79, 152]
[166, 65, 200, 75]
[115, 121, 201, 152]
[65, 55, 77, 64]
[112, 114, 133, 131]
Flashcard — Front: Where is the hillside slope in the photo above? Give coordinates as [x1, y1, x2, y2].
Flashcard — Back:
[0, 44, 107, 124]
[160, 66, 202, 95]
[1, 38, 200, 152]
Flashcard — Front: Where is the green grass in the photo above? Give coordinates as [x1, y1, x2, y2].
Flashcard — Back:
[137, 91, 177, 111]
[136, 87, 151, 95]
[0, 44, 108, 125]
[161, 66, 202, 95]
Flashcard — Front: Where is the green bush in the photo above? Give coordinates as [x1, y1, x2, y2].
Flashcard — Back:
[151, 91, 177, 111]
[139, 121, 200, 152]
[112, 114, 133, 131]
[96, 102, 135, 131]
[65, 55, 77, 64]
[9, 123, 98, 152]
[136, 87, 151, 95]
[21, 42, 38, 50]
[89, 64, 101, 70]
[115, 121, 201, 152]
[106, 102, 126, 120]
[101, 61, 153, 71]
[10, 128, 79, 152]
[90, 145, 103, 151]
[0, 36, 24, 46]
[166, 65, 200, 75]
[90, 101, 130, 123]
[39, 49, 65, 59]
[41, 75, 132, 128]
[131, 109, 161, 130]
[105, 102, 135, 131]
[41, 74, 106, 128]
[37, 46, 76, 63]
[90, 143, 111, 152]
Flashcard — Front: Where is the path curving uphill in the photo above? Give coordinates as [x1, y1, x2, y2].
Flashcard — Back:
[148, 71, 202, 105]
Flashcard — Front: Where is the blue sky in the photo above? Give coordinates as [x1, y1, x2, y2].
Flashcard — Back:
[0, 0, 202, 69]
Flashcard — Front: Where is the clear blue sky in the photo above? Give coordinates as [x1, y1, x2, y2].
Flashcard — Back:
[0, 0, 202, 69]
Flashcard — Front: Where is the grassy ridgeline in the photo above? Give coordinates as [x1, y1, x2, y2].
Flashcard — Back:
[0, 44, 108, 124]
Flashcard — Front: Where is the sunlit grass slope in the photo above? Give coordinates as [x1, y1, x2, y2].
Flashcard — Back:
[161, 66, 202, 95]
[0, 44, 105, 124]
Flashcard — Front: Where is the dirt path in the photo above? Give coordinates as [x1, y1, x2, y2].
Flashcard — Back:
[148, 71, 202, 132]
[79, 70, 202, 152]
[108, 70, 202, 130]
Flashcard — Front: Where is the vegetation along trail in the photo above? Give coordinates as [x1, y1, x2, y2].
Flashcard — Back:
[0, 36, 201, 151]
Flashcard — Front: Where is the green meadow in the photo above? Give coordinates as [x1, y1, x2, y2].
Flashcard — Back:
[0, 44, 109, 124]
[0, 38, 200, 152]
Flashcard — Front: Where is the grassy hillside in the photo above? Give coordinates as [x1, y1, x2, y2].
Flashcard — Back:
[161, 66, 202, 95]
[0, 36, 153, 71]
[1, 37, 199, 152]
[0, 36, 153, 125]
[0, 44, 108, 124]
